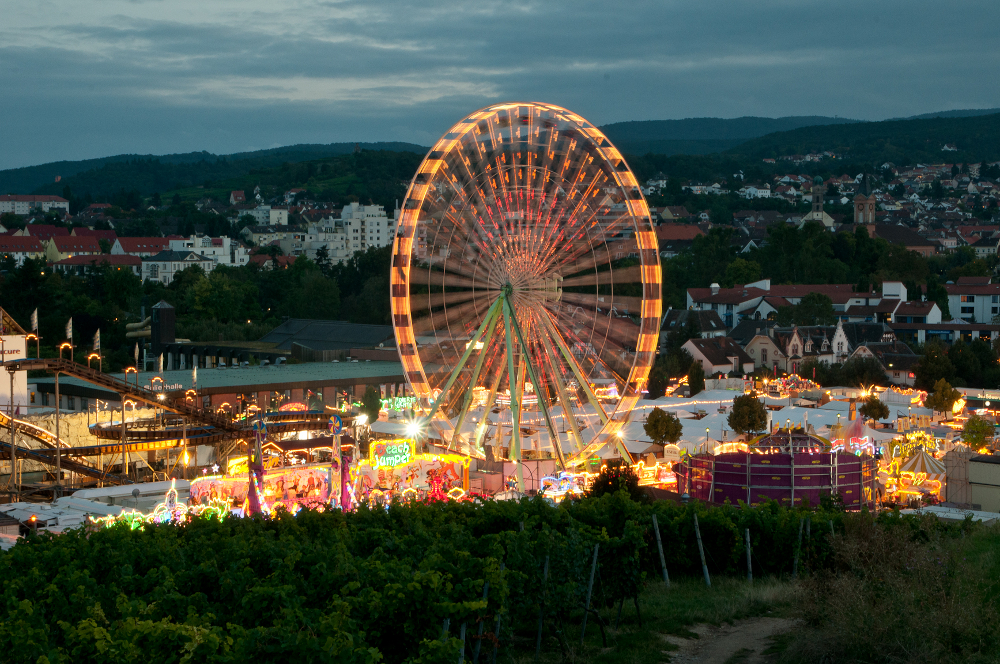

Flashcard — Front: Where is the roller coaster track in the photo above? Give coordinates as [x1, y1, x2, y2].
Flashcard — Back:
[0, 438, 133, 485]
[5, 358, 242, 432]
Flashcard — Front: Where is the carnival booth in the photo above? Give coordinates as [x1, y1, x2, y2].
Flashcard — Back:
[891, 448, 946, 502]
[674, 427, 877, 509]
[189, 460, 344, 513]
[350, 439, 471, 504]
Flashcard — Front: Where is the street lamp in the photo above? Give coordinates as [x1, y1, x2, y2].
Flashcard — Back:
[25, 333, 40, 359]
[87, 352, 102, 372]
[124, 367, 138, 388]
[58, 342, 73, 362]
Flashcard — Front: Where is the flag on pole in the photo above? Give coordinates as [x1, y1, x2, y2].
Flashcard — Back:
[93, 329, 101, 353]
[192, 365, 198, 388]
[65, 317, 72, 342]
[134, 343, 139, 366]
[158, 354, 163, 373]
[30, 309, 37, 332]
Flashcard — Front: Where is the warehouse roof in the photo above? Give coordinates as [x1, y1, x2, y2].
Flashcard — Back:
[259, 319, 395, 351]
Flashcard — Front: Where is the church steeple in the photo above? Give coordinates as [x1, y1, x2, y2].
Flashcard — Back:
[854, 174, 877, 224]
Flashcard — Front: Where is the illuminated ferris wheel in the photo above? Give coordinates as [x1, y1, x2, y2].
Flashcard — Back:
[391, 102, 661, 485]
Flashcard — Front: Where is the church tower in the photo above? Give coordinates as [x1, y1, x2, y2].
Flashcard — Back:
[854, 175, 877, 224]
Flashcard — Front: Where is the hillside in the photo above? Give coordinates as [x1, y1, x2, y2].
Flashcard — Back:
[726, 112, 1000, 165]
[600, 115, 860, 154]
[0, 142, 427, 197]
[164, 149, 425, 213]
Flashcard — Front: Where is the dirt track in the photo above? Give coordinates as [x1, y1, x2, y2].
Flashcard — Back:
[662, 617, 797, 664]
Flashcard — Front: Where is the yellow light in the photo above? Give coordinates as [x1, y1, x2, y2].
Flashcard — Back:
[952, 398, 966, 414]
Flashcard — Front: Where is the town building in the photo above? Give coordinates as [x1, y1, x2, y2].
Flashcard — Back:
[0, 195, 70, 215]
[682, 337, 755, 376]
[140, 250, 217, 284]
[0, 236, 45, 266]
[167, 235, 250, 267]
[111, 237, 171, 257]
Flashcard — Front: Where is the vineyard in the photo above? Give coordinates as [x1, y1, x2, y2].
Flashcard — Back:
[0, 494, 989, 663]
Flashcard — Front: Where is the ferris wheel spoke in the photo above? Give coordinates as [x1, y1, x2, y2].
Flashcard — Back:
[502, 299, 524, 489]
[450, 304, 502, 449]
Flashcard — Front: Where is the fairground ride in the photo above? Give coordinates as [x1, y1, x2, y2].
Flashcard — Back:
[391, 102, 661, 489]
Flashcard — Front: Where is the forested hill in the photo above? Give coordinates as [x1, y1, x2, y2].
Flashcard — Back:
[725, 112, 1000, 164]
[600, 115, 860, 155]
[0, 142, 428, 197]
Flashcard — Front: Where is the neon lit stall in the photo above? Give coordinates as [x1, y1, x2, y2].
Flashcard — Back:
[674, 429, 877, 509]
[350, 439, 471, 504]
[189, 461, 343, 513]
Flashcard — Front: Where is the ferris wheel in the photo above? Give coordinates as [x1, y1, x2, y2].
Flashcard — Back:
[391, 102, 661, 486]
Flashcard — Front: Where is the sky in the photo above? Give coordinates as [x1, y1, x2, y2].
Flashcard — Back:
[1, 0, 999, 170]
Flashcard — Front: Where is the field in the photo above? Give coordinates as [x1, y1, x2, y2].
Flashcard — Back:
[0, 494, 997, 663]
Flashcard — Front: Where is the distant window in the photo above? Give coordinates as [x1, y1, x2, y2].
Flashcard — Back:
[962, 295, 975, 302]
[762, 349, 768, 363]
[837, 342, 844, 352]
[993, 295, 999, 304]
[961, 307, 975, 314]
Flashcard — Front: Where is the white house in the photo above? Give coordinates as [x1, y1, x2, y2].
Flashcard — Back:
[141, 250, 217, 284]
[168, 235, 250, 267]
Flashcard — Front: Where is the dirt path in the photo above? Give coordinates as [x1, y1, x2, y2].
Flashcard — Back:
[661, 617, 797, 664]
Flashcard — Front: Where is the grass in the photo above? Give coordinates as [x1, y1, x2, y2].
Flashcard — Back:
[503, 575, 797, 664]
[502, 519, 1000, 664]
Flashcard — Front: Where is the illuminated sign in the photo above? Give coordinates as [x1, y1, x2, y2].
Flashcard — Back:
[370, 439, 415, 468]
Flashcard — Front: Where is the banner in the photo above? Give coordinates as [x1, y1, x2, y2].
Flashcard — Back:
[65, 317, 72, 342]
[93, 329, 101, 352]
[30, 309, 37, 332]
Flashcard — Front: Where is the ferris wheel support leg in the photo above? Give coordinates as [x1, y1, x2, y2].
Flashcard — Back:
[541, 313, 609, 425]
[472, 365, 505, 452]
[421, 298, 503, 429]
[505, 300, 566, 471]
[451, 305, 502, 453]
[502, 296, 524, 493]
[538, 324, 586, 455]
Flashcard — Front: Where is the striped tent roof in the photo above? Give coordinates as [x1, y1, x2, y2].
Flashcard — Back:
[899, 448, 946, 476]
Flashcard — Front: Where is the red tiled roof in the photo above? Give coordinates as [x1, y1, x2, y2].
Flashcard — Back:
[116, 237, 169, 253]
[0, 195, 68, 203]
[655, 224, 704, 241]
[249, 254, 295, 268]
[52, 236, 100, 252]
[23, 224, 69, 241]
[944, 283, 1000, 295]
[71, 228, 118, 241]
[0, 237, 44, 252]
[956, 276, 991, 285]
[895, 301, 936, 315]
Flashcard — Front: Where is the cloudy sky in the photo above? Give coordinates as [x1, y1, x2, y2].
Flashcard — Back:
[1, 0, 998, 170]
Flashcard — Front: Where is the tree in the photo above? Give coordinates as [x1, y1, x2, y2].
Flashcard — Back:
[859, 395, 889, 422]
[915, 341, 956, 389]
[98, 239, 112, 254]
[793, 292, 837, 325]
[585, 459, 648, 503]
[688, 360, 705, 397]
[361, 385, 382, 424]
[151, 192, 162, 207]
[728, 393, 767, 436]
[962, 413, 994, 449]
[722, 258, 762, 287]
[644, 407, 683, 451]
[924, 378, 961, 413]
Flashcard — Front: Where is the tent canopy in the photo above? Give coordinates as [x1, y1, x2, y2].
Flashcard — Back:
[899, 448, 946, 476]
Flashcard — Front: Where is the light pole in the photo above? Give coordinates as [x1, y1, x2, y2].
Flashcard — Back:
[87, 353, 102, 373]
[58, 342, 73, 363]
[25, 333, 40, 359]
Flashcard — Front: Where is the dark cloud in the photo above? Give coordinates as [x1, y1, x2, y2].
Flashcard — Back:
[1, 0, 998, 169]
